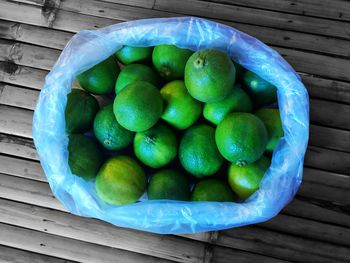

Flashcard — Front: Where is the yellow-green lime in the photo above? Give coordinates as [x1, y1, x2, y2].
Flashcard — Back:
[255, 108, 284, 152]
[95, 156, 147, 205]
[134, 123, 177, 168]
[191, 179, 235, 202]
[160, 80, 202, 130]
[65, 89, 99, 134]
[77, 55, 120, 95]
[228, 155, 270, 200]
[115, 46, 153, 65]
[113, 81, 163, 132]
[215, 112, 268, 166]
[185, 49, 236, 102]
[203, 85, 252, 125]
[147, 169, 190, 201]
[68, 134, 104, 181]
[93, 104, 134, 150]
[152, 45, 193, 81]
[243, 71, 277, 106]
[179, 124, 224, 177]
[115, 64, 161, 93]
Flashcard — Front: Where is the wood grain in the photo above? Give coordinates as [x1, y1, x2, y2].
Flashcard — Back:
[0, 245, 75, 263]
[0, 222, 176, 263]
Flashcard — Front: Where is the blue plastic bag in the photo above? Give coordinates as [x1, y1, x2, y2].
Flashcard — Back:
[33, 17, 309, 234]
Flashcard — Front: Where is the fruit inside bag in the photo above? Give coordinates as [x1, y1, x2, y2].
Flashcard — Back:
[32, 17, 309, 234]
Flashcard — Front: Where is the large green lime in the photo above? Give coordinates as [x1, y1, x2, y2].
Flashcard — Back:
[160, 80, 202, 130]
[113, 81, 163, 132]
[203, 85, 252, 125]
[191, 179, 235, 202]
[115, 46, 153, 65]
[95, 156, 147, 205]
[65, 89, 99, 134]
[134, 123, 177, 168]
[179, 124, 223, 177]
[115, 64, 160, 93]
[255, 108, 284, 152]
[215, 112, 268, 166]
[93, 104, 134, 150]
[185, 49, 236, 102]
[243, 71, 277, 106]
[68, 134, 104, 181]
[228, 155, 270, 200]
[152, 45, 193, 81]
[77, 56, 120, 95]
[148, 169, 190, 201]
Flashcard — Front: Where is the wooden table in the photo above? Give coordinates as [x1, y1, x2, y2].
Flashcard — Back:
[0, 0, 350, 262]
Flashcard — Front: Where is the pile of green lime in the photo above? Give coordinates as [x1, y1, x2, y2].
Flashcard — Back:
[65, 45, 284, 205]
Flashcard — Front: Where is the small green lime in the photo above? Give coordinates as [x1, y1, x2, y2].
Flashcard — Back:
[115, 46, 153, 65]
[152, 45, 193, 81]
[179, 124, 224, 177]
[191, 179, 235, 202]
[65, 89, 99, 134]
[77, 55, 120, 95]
[160, 80, 202, 130]
[243, 71, 277, 106]
[215, 112, 268, 166]
[134, 123, 177, 168]
[228, 155, 270, 200]
[68, 134, 104, 181]
[148, 169, 190, 201]
[93, 104, 134, 150]
[255, 108, 284, 152]
[185, 49, 236, 102]
[95, 156, 147, 205]
[113, 81, 163, 132]
[203, 85, 252, 125]
[115, 64, 161, 93]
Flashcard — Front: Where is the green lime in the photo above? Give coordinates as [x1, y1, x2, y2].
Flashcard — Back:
[134, 123, 177, 168]
[93, 104, 134, 150]
[160, 80, 202, 130]
[215, 112, 268, 166]
[255, 108, 284, 152]
[115, 46, 153, 65]
[191, 179, 235, 202]
[152, 45, 193, 81]
[113, 81, 163, 132]
[228, 155, 270, 200]
[65, 89, 99, 134]
[185, 49, 236, 102]
[68, 134, 104, 181]
[148, 169, 190, 201]
[115, 64, 161, 93]
[203, 85, 252, 125]
[95, 155, 147, 205]
[243, 71, 277, 106]
[77, 55, 120, 95]
[179, 124, 223, 177]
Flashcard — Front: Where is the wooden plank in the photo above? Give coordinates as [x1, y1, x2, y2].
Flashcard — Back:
[100, 0, 155, 9]
[218, 225, 350, 263]
[0, 83, 38, 110]
[211, 246, 290, 263]
[260, 214, 350, 247]
[0, 105, 32, 138]
[0, 245, 75, 263]
[309, 125, 350, 152]
[304, 146, 350, 175]
[0, 134, 38, 160]
[205, 0, 350, 22]
[153, 0, 350, 40]
[0, 196, 207, 263]
[0, 223, 175, 263]
[310, 99, 350, 130]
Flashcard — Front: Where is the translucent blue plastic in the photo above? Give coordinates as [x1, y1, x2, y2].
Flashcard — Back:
[32, 17, 309, 234]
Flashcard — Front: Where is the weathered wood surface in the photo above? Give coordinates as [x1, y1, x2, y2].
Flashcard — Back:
[1, 0, 350, 262]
